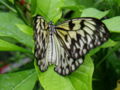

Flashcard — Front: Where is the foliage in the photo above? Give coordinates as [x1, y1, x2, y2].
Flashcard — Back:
[0, 0, 120, 90]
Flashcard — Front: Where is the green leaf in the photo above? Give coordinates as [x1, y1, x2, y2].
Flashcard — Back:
[0, 69, 37, 90]
[8, 0, 14, 4]
[31, 0, 37, 15]
[32, 0, 63, 23]
[107, 53, 120, 72]
[62, 0, 92, 10]
[95, 42, 120, 69]
[0, 39, 31, 53]
[16, 24, 33, 36]
[100, 39, 117, 48]
[89, 39, 117, 56]
[81, 8, 109, 19]
[75, 0, 94, 7]
[35, 55, 94, 90]
[0, 12, 33, 48]
[103, 16, 120, 33]
[62, 0, 79, 9]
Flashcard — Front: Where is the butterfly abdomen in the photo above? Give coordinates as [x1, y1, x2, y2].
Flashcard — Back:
[46, 34, 57, 65]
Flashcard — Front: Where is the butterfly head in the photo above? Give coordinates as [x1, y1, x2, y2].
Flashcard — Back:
[48, 21, 56, 33]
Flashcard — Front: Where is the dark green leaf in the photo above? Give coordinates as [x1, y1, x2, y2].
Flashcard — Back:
[75, 0, 94, 7]
[8, 0, 14, 4]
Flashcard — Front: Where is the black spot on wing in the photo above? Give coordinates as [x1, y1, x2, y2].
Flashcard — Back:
[64, 35, 68, 42]
[69, 20, 75, 30]
[80, 20, 85, 29]
[76, 33, 81, 45]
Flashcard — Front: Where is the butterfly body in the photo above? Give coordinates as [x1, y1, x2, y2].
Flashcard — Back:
[34, 15, 109, 76]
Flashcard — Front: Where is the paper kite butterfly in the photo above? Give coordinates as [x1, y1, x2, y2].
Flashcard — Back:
[34, 15, 109, 76]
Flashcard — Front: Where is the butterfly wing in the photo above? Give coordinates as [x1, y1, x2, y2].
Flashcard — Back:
[52, 34, 84, 75]
[34, 15, 50, 71]
[54, 17, 109, 75]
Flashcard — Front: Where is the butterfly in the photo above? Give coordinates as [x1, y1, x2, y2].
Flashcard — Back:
[34, 15, 109, 76]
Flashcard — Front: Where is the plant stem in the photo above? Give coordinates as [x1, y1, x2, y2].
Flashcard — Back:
[0, 0, 17, 13]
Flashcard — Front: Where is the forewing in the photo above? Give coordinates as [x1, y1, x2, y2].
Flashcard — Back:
[54, 17, 109, 75]
[34, 15, 49, 71]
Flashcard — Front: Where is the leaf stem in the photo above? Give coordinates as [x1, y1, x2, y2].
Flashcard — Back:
[0, 0, 17, 13]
